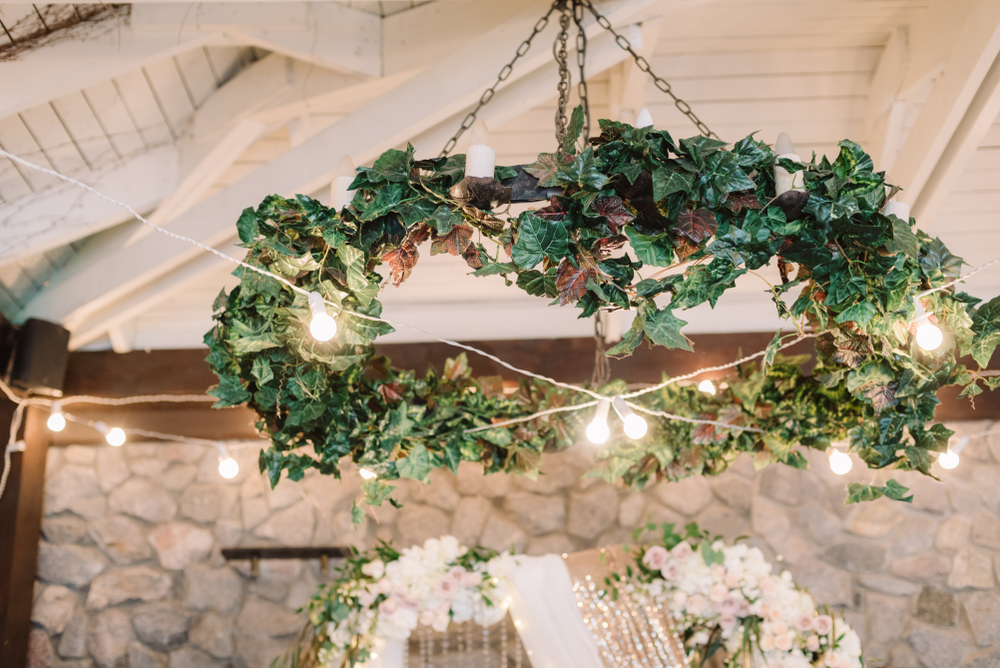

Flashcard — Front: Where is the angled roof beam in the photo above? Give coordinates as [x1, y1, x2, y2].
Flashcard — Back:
[20, 0, 663, 329]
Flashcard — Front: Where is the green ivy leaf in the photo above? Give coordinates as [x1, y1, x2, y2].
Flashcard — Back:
[396, 443, 432, 482]
[372, 146, 413, 183]
[643, 307, 693, 351]
[652, 167, 694, 201]
[558, 147, 607, 191]
[607, 313, 645, 357]
[512, 214, 569, 269]
[236, 207, 258, 244]
[627, 230, 673, 267]
[563, 105, 585, 153]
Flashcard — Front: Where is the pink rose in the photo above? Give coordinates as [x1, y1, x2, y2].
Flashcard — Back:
[434, 577, 458, 599]
[687, 594, 707, 615]
[462, 571, 483, 587]
[769, 607, 783, 622]
[717, 596, 739, 615]
[377, 579, 393, 594]
[673, 591, 688, 607]
[814, 615, 833, 635]
[359, 591, 376, 607]
[379, 599, 398, 615]
[725, 574, 740, 589]
[419, 610, 436, 625]
[719, 614, 738, 632]
[775, 633, 793, 651]
[795, 614, 814, 632]
[711, 564, 727, 579]
[760, 634, 776, 652]
[642, 546, 670, 571]
[760, 577, 776, 594]
[772, 621, 788, 635]
[671, 541, 693, 561]
[710, 583, 729, 602]
[806, 635, 820, 653]
[661, 563, 681, 580]
[449, 566, 466, 581]
[824, 651, 842, 668]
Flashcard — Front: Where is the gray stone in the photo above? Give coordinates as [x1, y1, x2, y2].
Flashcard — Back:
[868, 594, 907, 644]
[59, 610, 88, 658]
[963, 648, 1000, 668]
[908, 476, 949, 514]
[148, 522, 214, 570]
[189, 611, 235, 658]
[503, 492, 565, 535]
[907, 624, 968, 668]
[161, 443, 208, 464]
[26, 628, 53, 668]
[936, 516, 971, 552]
[169, 647, 217, 668]
[823, 541, 887, 572]
[456, 462, 509, 497]
[128, 642, 167, 668]
[297, 470, 358, 511]
[37, 543, 108, 588]
[42, 516, 89, 544]
[710, 476, 753, 512]
[161, 465, 198, 492]
[759, 465, 801, 505]
[88, 608, 132, 668]
[972, 466, 1000, 510]
[891, 552, 952, 581]
[617, 493, 646, 527]
[642, 502, 683, 528]
[949, 484, 983, 516]
[130, 458, 169, 478]
[95, 447, 129, 493]
[234, 636, 289, 668]
[248, 579, 288, 603]
[109, 478, 177, 523]
[970, 509, 1000, 550]
[915, 586, 957, 626]
[696, 504, 747, 541]
[449, 497, 492, 545]
[858, 573, 920, 596]
[845, 498, 903, 537]
[241, 495, 269, 531]
[236, 597, 302, 637]
[86, 566, 172, 609]
[655, 477, 713, 516]
[566, 485, 618, 539]
[513, 451, 582, 495]
[893, 515, 936, 556]
[31, 584, 76, 634]
[479, 515, 527, 553]
[892, 644, 920, 668]
[947, 547, 994, 590]
[526, 533, 576, 556]
[413, 469, 460, 511]
[45, 465, 106, 519]
[765, 530, 815, 564]
[796, 504, 841, 545]
[88, 515, 152, 564]
[183, 565, 243, 615]
[789, 561, 852, 606]
[751, 496, 791, 537]
[265, 477, 301, 512]
[253, 501, 315, 546]
[180, 485, 235, 524]
[133, 601, 194, 652]
[64, 445, 96, 464]
[962, 591, 1000, 646]
[396, 505, 450, 545]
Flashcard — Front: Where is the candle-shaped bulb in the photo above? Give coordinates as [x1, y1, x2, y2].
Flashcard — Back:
[776, 132, 795, 156]
[470, 119, 490, 147]
[331, 155, 356, 211]
[465, 119, 496, 179]
[635, 107, 654, 129]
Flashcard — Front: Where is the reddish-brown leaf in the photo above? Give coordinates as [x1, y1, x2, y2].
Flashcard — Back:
[382, 241, 419, 287]
[409, 222, 431, 246]
[379, 383, 405, 403]
[430, 224, 483, 269]
[555, 260, 597, 306]
[674, 208, 717, 244]
[862, 381, 899, 412]
[523, 153, 563, 188]
[534, 196, 567, 220]
[592, 196, 636, 233]
[724, 190, 763, 214]
[592, 235, 628, 258]
[674, 237, 700, 262]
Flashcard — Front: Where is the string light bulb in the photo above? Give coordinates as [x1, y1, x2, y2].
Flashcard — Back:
[47, 402, 66, 432]
[698, 380, 716, 395]
[95, 422, 126, 447]
[912, 299, 943, 352]
[216, 442, 239, 479]
[612, 396, 647, 439]
[308, 291, 338, 342]
[635, 107, 654, 129]
[938, 436, 968, 470]
[360, 468, 377, 480]
[828, 448, 853, 475]
[586, 400, 611, 444]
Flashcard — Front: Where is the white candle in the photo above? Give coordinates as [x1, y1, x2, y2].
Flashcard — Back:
[331, 155, 356, 211]
[465, 119, 496, 179]
[635, 107, 654, 129]
[774, 132, 802, 197]
[883, 199, 910, 220]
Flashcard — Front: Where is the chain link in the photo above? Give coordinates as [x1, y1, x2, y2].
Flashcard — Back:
[439, 3, 560, 157]
[580, 0, 718, 139]
[552, 3, 573, 150]
[572, 0, 591, 143]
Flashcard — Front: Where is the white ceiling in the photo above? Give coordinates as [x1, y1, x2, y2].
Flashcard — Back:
[1, 0, 999, 352]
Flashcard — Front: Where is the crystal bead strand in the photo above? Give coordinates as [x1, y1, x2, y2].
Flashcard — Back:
[500, 617, 509, 668]
[514, 632, 523, 668]
[442, 625, 449, 666]
[419, 625, 429, 668]
[482, 626, 491, 668]
[403, 635, 410, 668]
[465, 624, 474, 668]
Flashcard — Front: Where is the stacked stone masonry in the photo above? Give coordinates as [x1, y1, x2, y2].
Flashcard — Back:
[28, 421, 1000, 668]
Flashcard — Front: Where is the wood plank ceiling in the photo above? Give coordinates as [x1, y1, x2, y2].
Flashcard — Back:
[4, 0, 1000, 353]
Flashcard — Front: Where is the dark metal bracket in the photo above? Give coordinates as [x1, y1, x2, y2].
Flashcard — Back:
[221, 546, 351, 578]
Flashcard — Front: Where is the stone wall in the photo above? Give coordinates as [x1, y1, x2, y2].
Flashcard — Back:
[29, 420, 1000, 668]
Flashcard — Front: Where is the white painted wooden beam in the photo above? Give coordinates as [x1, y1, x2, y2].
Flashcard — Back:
[0, 145, 178, 266]
[863, 26, 910, 172]
[608, 19, 662, 124]
[892, 0, 1000, 204]
[19, 0, 662, 328]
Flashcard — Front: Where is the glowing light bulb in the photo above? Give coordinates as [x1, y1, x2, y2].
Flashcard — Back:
[913, 299, 943, 351]
[308, 291, 337, 341]
[360, 468, 377, 480]
[586, 400, 611, 444]
[47, 402, 66, 432]
[613, 397, 648, 440]
[828, 449, 852, 475]
[635, 107, 654, 129]
[215, 442, 239, 478]
[698, 380, 716, 395]
[96, 421, 126, 447]
[938, 449, 960, 470]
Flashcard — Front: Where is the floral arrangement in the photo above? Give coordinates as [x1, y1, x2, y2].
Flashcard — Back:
[617, 523, 863, 668]
[283, 537, 514, 668]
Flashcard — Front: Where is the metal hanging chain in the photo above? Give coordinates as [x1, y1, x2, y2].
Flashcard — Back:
[591, 313, 611, 387]
[552, 2, 573, 149]
[572, 0, 591, 143]
[439, 1, 561, 157]
[579, 0, 718, 139]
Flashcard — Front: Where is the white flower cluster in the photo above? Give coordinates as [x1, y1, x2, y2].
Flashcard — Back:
[634, 540, 863, 668]
[316, 536, 514, 668]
